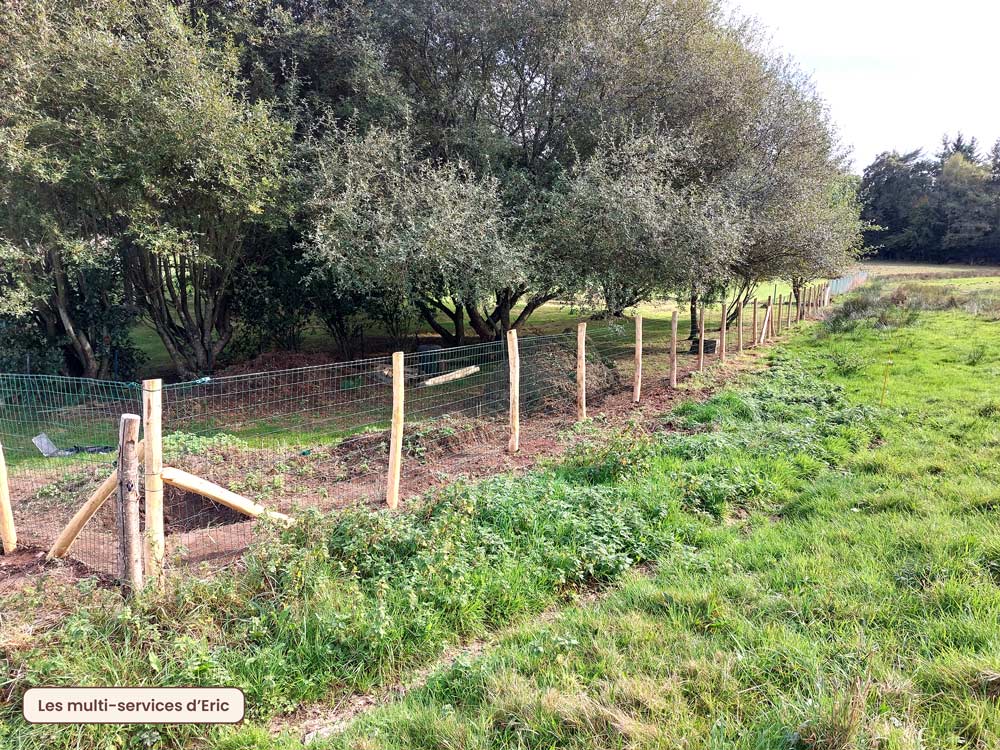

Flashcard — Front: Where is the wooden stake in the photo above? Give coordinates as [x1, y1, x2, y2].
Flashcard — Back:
[142, 379, 164, 585]
[768, 296, 775, 338]
[796, 289, 803, 322]
[116, 414, 143, 592]
[387, 351, 405, 509]
[49, 472, 119, 560]
[759, 300, 772, 346]
[785, 291, 793, 329]
[697, 305, 705, 372]
[737, 301, 744, 354]
[633, 315, 643, 402]
[751, 299, 758, 348]
[507, 329, 520, 453]
[719, 297, 727, 364]
[775, 294, 782, 335]
[161, 467, 294, 525]
[669, 310, 678, 388]
[577, 322, 587, 421]
[0, 441, 15, 554]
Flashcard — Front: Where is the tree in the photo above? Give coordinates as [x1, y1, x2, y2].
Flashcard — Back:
[1, 0, 291, 378]
[542, 126, 739, 317]
[0, 1, 148, 378]
[860, 137, 1000, 265]
[304, 126, 523, 345]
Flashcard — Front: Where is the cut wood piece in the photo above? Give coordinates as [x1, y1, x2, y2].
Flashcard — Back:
[421, 365, 480, 387]
[737, 302, 744, 354]
[633, 315, 643, 402]
[0, 441, 15, 554]
[143, 379, 164, 585]
[759, 303, 772, 346]
[117, 414, 143, 591]
[161, 467, 294, 526]
[47, 438, 144, 560]
[698, 307, 706, 367]
[48, 471, 119, 560]
[507, 330, 520, 453]
[719, 298, 727, 363]
[386, 351, 405, 509]
[576, 322, 587, 421]
[669, 311, 678, 388]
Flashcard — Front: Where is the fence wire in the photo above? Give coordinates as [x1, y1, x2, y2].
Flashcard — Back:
[0, 271, 867, 579]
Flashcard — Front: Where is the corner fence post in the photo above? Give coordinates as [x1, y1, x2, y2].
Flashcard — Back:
[576, 322, 587, 421]
[116, 414, 143, 592]
[719, 297, 727, 364]
[0, 441, 16, 554]
[507, 329, 520, 453]
[669, 310, 678, 388]
[633, 315, 643, 403]
[387, 351, 405, 509]
[142, 379, 164, 586]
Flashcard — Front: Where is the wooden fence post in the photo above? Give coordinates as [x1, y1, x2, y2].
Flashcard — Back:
[116, 414, 143, 592]
[719, 297, 727, 364]
[751, 299, 758, 348]
[142, 379, 164, 586]
[737, 301, 744, 354]
[507, 329, 520, 453]
[387, 351, 405, 509]
[669, 310, 678, 388]
[776, 294, 783, 335]
[760, 297, 773, 345]
[633, 315, 643, 402]
[785, 292, 793, 329]
[577, 322, 587, 421]
[0, 441, 15, 555]
[698, 305, 706, 372]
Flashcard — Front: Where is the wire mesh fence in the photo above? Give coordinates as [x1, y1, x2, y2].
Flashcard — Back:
[0, 271, 868, 581]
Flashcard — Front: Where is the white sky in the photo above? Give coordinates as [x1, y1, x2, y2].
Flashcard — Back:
[733, 0, 1000, 172]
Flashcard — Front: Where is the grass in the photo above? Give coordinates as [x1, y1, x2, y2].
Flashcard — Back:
[7, 280, 999, 749]
[304, 288, 1000, 750]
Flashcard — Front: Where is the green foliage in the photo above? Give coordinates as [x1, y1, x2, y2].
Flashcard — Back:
[861, 134, 1000, 264]
[162, 432, 247, 461]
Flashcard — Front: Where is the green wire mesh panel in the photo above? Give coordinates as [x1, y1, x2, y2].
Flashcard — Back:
[0, 375, 141, 576]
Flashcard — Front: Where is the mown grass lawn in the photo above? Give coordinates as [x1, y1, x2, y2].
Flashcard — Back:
[5, 283, 1000, 750]
[289, 295, 1000, 749]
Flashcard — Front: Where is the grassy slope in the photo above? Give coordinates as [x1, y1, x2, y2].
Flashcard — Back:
[292, 300, 1000, 748]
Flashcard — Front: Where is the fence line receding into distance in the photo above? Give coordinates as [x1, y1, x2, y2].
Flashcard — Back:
[0, 273, 868, 586]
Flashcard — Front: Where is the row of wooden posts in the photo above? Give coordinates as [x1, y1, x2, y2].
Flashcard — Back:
[0, 282, 833, 588]
[386, 282, 833, 508]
